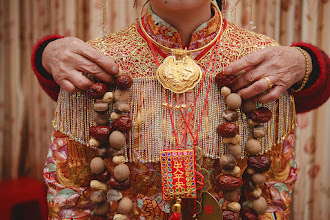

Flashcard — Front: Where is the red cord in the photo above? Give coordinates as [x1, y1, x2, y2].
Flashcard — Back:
[144, 21, 222, 218]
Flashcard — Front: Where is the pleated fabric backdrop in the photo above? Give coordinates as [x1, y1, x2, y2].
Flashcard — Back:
[0, 0, 329, 219]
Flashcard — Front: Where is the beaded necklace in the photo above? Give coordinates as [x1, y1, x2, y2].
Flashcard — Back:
[87, 72, 134, 219]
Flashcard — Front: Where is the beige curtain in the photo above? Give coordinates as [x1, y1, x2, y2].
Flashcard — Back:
[0, 0, 328, 219]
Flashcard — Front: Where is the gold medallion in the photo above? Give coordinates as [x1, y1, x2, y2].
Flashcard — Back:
[197, 192, 223, 219]
[156, 51, 202, 93]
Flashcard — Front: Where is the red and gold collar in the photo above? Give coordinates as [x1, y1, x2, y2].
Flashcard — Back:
[139, 4, 226, 53]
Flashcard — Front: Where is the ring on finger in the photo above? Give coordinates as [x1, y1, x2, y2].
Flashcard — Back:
[263, 76, 273, 89]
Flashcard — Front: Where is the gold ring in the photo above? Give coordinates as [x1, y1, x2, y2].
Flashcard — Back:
[263, 77, 273, 89]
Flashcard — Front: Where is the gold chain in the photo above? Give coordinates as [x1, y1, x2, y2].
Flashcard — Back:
[101, 0, 108, 37]
[138, 0, 223, 55]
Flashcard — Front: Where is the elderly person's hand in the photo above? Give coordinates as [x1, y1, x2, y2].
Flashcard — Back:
[224, 46, 312, 103]
[42, 37, 119, 93]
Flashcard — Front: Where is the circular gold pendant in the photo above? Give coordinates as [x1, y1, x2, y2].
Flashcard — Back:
[156, 54, 202, 93]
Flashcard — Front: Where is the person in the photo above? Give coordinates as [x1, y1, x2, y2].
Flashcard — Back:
[32, 0, 329, 219]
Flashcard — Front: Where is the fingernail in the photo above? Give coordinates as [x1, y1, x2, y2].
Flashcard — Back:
[224, 67, 232, 75]
[112, 66, 118, 74]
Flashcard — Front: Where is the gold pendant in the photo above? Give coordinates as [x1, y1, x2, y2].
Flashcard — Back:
[156, 50, 202, 93]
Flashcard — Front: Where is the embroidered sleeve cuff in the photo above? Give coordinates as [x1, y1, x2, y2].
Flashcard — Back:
[290, 42, 330, 113]
[31, 35, 64, 101]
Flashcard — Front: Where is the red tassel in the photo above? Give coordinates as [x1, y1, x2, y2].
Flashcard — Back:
[170, 212, 181, 220]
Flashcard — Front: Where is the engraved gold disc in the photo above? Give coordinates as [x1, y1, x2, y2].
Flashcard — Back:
[156, 54, 202, 93]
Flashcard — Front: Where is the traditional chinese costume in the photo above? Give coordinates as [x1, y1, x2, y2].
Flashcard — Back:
[32, 4, 329, 220]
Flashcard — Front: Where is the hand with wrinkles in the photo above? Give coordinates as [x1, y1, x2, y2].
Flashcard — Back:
[224, 46, 312, 103]
[42, 37, 119, 93]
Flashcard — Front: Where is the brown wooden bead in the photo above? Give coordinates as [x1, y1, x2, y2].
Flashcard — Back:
[89, 191, 106, 205]
[94, 102, 109, 112]
[117, 197, 133, 215]
[223, 190, 239, 202]
[219, 154, 237, 171]
[90, 157, 105, 174]
[252, 196, 267, 215]
[251, 173, 267, 185]
[227, 144, 241, 158]
[253, 126, 267, 138]
[226, 93, 242, 110]
[94, 112, 109, 125]
[114, 164, 130, 182]
[245, 139, 262, 155]
[109, 131, 126, 149]
[113, 101, 130, 113]
[242, 100, 256, 113]
[114, 89, 129, 102]
[93, 202, 110, 216]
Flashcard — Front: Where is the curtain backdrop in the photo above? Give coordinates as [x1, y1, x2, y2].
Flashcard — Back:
[0, 0, 329, 219]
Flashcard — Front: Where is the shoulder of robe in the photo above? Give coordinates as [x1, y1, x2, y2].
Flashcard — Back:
[222, 21, 280, 56]
[86, 22, 147, 57]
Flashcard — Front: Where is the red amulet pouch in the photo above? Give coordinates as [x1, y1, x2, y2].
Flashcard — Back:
[160, 149, 200, 201]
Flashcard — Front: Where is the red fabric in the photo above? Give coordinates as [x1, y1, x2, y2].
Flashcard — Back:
[0, 177, 48, 220]
[290, 42, 330, 113]
[169, 212, 181, 220]
[31, 34, 64, 101]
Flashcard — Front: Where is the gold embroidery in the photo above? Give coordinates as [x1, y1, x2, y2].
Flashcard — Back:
[55, 139, 94, 187]
[53, 21, 295, 163]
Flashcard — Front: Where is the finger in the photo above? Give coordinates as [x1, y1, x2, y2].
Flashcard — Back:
[60, 80, 80, 94]
[252, 86, 285, 103]
[66, 70, 93, 90]
[237, 77, 270, 100]
[76, 57, 115, 84]
[224, 49, 268, 75]
[232, 69, 261, 91]
[76, 43, 119, 75]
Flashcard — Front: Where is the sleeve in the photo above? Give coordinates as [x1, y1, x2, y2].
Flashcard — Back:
[290, 42, 330, 113]
[31, 35, 64, 101]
